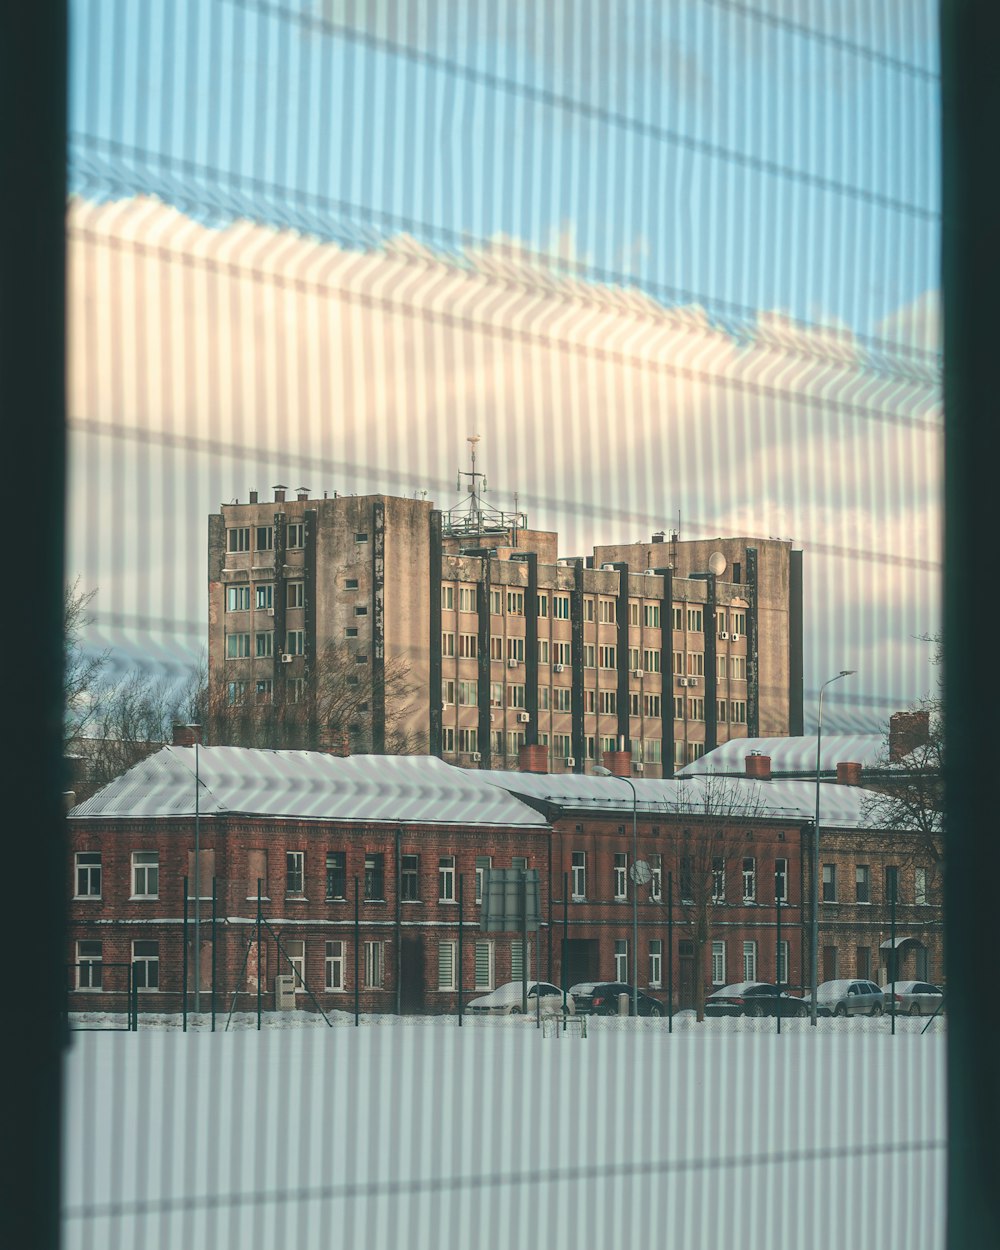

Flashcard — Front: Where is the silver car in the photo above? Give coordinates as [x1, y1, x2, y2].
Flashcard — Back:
[816, 979, 885, 1017]
[881, 980, 944, 1016]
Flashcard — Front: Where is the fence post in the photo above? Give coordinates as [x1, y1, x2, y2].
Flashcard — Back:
[256, 878, 262, 1031]
[211, 876, 217, 1033]
[182, 877, 189, 1032]
[458, 874, 464, 1027]
[776, 876, 782, 1036]
[354, 876, 360, 1027]
[667, 871, 673, 1033]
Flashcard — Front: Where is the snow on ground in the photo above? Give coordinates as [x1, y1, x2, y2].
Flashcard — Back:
[62, 1013, 946, 1250]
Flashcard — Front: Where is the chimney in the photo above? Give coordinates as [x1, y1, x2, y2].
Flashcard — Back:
[837, 761, 863, 786]
[320, 726, 351, 757]
[602, 749, 632, 778]
[518, 743, 549, 774]
[744, 752, 771, 780]
[296, 486, 310, 501]
[249, 489, 258, 504]
[889, 710, 929, 761]
[273, 484, 287, 503]
[172, 724, 203, 747]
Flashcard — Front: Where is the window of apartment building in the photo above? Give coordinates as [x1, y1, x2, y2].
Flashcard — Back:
[490, 588, 502, 615]
[686, 606, 704, 632]
[132, 851, 159, 899]
[287, 522, 305, 548]
[227, 526, 251, 553]
[673, 696, 684, 720]
[442, 726, 455, 753]
[255, 631, 273, 658]
[442, 679, 455, 706]
[554, 733, 572, 761]
[601, 735, 617, 759]
[644, 603, 660, 628]
[650, 854, 662, 901]
[778, 941, 790, 986]
[325, 941, 345, 991]
[822, 863, 837, 902]
[856, 946, 872, 980]
[717, 655, 728, 680]
[717, 700, 728, 722]
[354, 605, 368, 618]
[628, 646, 641, 671]
[438, 856, 456, 901]
[649, 939, 662, 988]
[345, 578, 359, 591]
[687, 742, 705, 762]
[285, 630, 304, 656]
[286, 581, 304, 608]
[599, 690, 617, 715]
[680, 855, 694, 902]
[583, 688, 596, 714]
[226, 633, 251, 659]
[731, 655, 747, 680]
[553, 594, 571, 620]
[286, 851, 305, 895]
[614, 853, 628, 900]
[688, 697, 705, 721]
[731, 610, 747, 635]
[476, 856, 492, 903]
[730, 701, 747, 724]
[247, 850, 268, 899]
[289, 677, 306, 704]
[712, 941, 726, 985]
[884, 865, 900, 903]
[400, 850, 420, 900]
[76, 940, 103, 990]
[614, 940, 628, 982]
[599, 644, 616, 669]
[642, 649, 661, 673]
[226, 585, 251, 612]
[507, 683, 525, 708]
[255, 525, 273, 551]
[686, 651, 704, 676]
[490, 635, 503, 661]
[286, 940, 305, 990]
[571, 851, 586, 899]
[583, 644, 596, 668]
[743, 857, 756, 902]
[254, 583, 273, 610]
[629, 691, 641, 717]
[76, 852, 102, 898]
[132, 940, 160, 991]
[743, 940, 757, 982]
[643, 739, 662, 765]
[511, 939, 531, 982]
[458, 727, 479, 754]
[489, 682, 503, 708]
[437, 941, 456, 991]
[775, 858, 788, 902]
[586, 735, 596, 761]
[507, 636, 525, 663]
[856, 865, 871, 903]
[354, 532, 368, 544]
[553, 640, 571, 666]
[717, 609, 728, 634]
[441, 631, 455, 657]
[537, 638, 549, 664]
[365, 941, 383, 988]
[672, 650, 684, 675]
[553, 686, 571, 712]
[507, 590, 524, 615]
[459, 633, 477, 658]
[628, 600, 639, 626]
[599, 598, 616, 624]
[365, 853, 385, 901]
[668, 606, 680, 630]
[458, 586, 476, 612]
[712, 857, 726, 903]
[491, 728, 504, 754]
[583, 597, 595, 622]
[475, 941, 494, 991]
[257, 678, 274, 702]
[441, 584, 454, 611]
[915, 867, 928, 905]
[326, 852, 346, 900]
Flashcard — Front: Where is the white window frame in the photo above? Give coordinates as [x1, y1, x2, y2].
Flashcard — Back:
[475, 855, 492, 903]
[743, 940, 757, 982]
[712, 940, 726, 985]
[474, 940, 495, 991]
[650, 854, 662, 901]
[742, 856, 756, 903]
[286, 851, 305, 896]
[132, 939, 160, 991]
[226, 585, 251, 612]
[226, 632, 251, 659]
[614, 853, 628, 900]
[287, 522, 305, 549]
[227, 526, 251, 553]
[285, 629, 305, 656]
[777, 940, 789, 987]
[131, 851, 159, 899]
[511, 939, 531, 981]
[76, 940, 103, 990]
[915, 867, 927, 905]
[438, 855, 456, 902]
[438, 940, 456, 990]
[648, 939, 662, 989]
[75, 852, 102, 899]
[365, 940, 383, 988]
[614, 939, 628, 982]
[286, 939, 306, 990]
[287, 581, 305, 609]
[775, 858, 788, 902]
[255, 582, 273, 610]
[325, 941, 345, 991]
[571, 851, 586, 900]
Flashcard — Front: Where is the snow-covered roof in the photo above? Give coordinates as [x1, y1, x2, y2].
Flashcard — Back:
[69, 748, 548, 827]
[480, 769, 881, 830]
[674, 735, 886, 777]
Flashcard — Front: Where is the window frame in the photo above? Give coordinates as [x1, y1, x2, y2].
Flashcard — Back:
[75, 852, 102, 899]
[131, 851, 159, 900]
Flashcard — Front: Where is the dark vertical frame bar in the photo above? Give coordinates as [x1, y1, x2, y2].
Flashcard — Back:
[428, 511, 443, 756]
[788, 550, 804, 736]
[2, 4, 67, 1245]
[477, 562, 492, 767]
[354, 876, 360, 1026]
[745, 546, 760, 737]
[256, 879, 263, 1030]
[457, 874, 464, 1026]
[570, 559, 585, 769]
[371, 500, 386, 753]
[182, 879, 189, 1031]
[667, 871, 673, 1033]
[211, 877, 218, 1031]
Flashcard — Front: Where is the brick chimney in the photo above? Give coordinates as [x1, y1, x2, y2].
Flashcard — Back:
[319, 727, 351, 757]
[836, 761, 863, 786]
[889, 710, 929, 761]
[745, 752, 771, 780]
[602, 749, 632, 778]
[273, 484, 287, 503]
[172, 724, 203, 747]
[518, 743, 549, 774]
[249, 489, 258, 504]
[296, 486, 310, 501]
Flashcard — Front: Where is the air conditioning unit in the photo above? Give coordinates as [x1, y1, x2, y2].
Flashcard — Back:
[275, 975, 296, 1010]
[719, 631, 728, 639]
[601, 562, 616, 571]
[678, 677, 689, 687]
[280, 653, 294, 663]
[508, 658, 519, 668]
[634, 762, 644, 773]
[633, 669, 643, 678]
[518, 712, 531, 723]
[731, 633, 741, 641]
[266, 607, 275, 617]
[565, 757, 575, 767]
[689, 676, 699, 686]
[471, 751, 482, 762]
[553, 664, 565, 673]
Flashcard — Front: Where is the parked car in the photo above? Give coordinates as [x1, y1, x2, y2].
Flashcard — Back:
[569, 982, 664, 1017]
[704, 982, 810, 1018]
[465, 981, 573, 1016]
[881, 980, 944, 1016]
[816, 979, 885, 1017]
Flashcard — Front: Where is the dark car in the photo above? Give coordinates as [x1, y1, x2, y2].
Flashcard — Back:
[569, 982, 665, 1017]
[705, 981, 810, 1018]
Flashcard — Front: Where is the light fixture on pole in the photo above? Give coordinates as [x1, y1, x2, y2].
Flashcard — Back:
[594, 765, 643, 1018]
[810, 670, 856, 1026]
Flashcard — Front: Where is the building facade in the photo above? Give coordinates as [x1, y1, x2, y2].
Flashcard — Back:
[208, 484, 803, 778]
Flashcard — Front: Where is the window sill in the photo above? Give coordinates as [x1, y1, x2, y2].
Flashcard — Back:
[129, 896, 159, 902]
[246, 896, 272, 902]
[438, 899, 458, 905]
[74, 896, 102, 902]
[401, 899, 423, 905]
[285, 895, 308, 902]
[326, 897, 347, 904]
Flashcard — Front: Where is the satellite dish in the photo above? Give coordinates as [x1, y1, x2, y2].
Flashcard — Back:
[708, 551, 727, 576]
[630, 860, 652, 885]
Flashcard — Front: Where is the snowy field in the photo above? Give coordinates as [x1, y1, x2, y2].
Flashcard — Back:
[63, 1012, 946, 1250]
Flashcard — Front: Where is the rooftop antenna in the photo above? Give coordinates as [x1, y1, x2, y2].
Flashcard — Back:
[457, 434, 488, 530]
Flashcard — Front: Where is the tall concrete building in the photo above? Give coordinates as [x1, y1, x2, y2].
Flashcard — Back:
[208, 479, 802, 777]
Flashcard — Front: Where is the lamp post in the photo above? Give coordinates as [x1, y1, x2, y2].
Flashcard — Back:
[594, 766, 639, 1018]
[810, 670, 856, 1026]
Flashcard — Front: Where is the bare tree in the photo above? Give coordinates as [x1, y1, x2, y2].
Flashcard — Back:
[63, 578, 109, 752]
[673, 776, 769, 1021]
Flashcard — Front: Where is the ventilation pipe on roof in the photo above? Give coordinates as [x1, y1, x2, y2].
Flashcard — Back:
[744, 752, 771, 780]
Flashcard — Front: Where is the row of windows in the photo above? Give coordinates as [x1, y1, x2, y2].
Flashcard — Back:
[225, 581, 307, 612]
[709, 939, 788, 986]
[822, 863, 931, 906]
[438, 683, 745, 728]
[226, 523, 306, 554]
[442, 729, 712, 764]
[570, 853, 789, 905]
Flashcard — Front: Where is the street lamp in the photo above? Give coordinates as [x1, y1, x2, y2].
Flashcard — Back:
[594, 765, 640, 1018]
[810, 670, 856, 1026]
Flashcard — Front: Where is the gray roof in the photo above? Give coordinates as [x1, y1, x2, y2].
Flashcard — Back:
[70, 748, 547, 827]
[481, 769, 881, 831]
[674, 735, 885, 777]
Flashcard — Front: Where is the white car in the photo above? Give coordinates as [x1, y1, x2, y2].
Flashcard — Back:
[881, 980, 944, 1016]
[465, 981, 574, 1016]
